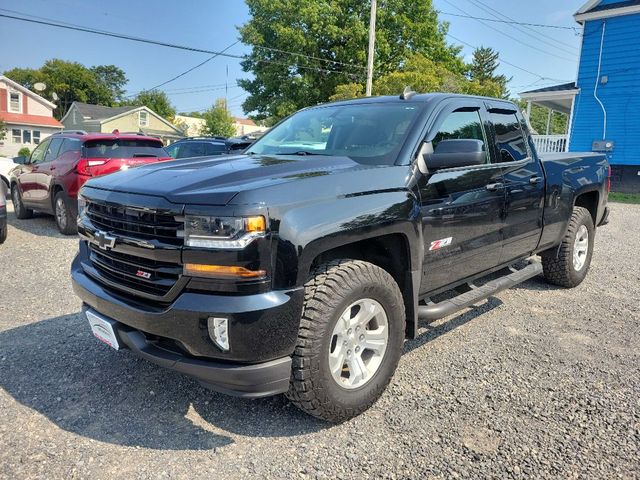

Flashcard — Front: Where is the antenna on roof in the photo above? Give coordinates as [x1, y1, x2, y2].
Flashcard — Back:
[400, 86, 416, 100]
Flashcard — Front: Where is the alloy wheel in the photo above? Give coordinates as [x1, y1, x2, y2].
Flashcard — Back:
[56, 197, 67, 230]
[328, 298, 389, 389]
[573, 224, 589, 271]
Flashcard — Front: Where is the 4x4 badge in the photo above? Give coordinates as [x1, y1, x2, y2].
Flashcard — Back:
[94, 230, 117, 250]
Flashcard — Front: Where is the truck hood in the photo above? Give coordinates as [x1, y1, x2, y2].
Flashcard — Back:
[84, 154, 400, 205]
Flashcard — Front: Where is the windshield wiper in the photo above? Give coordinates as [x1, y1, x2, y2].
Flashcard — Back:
[274, 151, 321, 156]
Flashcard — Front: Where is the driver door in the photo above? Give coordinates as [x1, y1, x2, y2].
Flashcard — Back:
[418, 100, 506, 294]
[17, 139, 50, 203]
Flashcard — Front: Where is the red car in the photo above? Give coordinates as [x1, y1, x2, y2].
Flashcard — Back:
[10, 131, 172, 234]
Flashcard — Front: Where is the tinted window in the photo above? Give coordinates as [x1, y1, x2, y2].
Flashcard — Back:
[44, 138, 64, 162]
[58, 138, 82, 156]
[247, 103, 423, 165]
[431, 109, 489, 164]
[490, 112, 528, 162]
[205, 143, 227, 155]
[83, 139, 166, 159]
[30, 139, 50, 164]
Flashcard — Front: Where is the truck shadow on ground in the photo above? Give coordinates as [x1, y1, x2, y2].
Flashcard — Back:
[0, 313, 327, 451]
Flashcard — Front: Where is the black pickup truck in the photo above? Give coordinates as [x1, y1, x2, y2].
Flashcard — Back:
[71, 93, 610, 422]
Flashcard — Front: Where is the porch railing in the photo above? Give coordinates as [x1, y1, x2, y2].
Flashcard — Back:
[531, 134, 568, 154]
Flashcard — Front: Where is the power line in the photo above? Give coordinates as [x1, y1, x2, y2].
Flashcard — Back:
[0, 12, 362, 79]
[438, 11, 578, 32]
[254, 45, 367, 72]
[142, 41, 241, 93]
[446, 32, 567, 82]
[463, 0, 579, 55]
[440, 0, 576, 62]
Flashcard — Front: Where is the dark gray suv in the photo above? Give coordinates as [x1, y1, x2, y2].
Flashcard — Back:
[165, 136, 253, 159]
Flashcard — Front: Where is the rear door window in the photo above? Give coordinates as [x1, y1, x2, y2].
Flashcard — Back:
[44, 138, 64, 162]
[204, 143, 227, 155]
[58, 138, 82, 156]
[490, 111, 529, 162]
[83, 139, 166, 158]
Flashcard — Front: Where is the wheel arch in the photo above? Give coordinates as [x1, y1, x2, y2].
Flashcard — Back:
[573, 189, 599, 226]
[307, 232, 419, 339]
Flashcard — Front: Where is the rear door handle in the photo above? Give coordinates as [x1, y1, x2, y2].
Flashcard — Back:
[485, 182, 504, 192]
[529, 176, 543, 184]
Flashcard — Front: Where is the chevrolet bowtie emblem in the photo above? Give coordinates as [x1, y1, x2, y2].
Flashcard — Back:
[94, 230, 117, 250]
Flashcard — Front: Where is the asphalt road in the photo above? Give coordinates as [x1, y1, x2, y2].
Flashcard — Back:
[0, 202, 638, 479]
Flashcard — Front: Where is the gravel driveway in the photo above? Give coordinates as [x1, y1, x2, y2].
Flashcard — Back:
[0, 202, 638, 479]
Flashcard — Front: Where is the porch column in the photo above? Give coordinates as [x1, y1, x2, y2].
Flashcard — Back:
[566, 97, 576, 152]
[526, 101, 532, 121]
[545, 109, 554, 135]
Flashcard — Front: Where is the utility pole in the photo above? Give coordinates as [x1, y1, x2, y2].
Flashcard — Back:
[365, 0, 377, 96]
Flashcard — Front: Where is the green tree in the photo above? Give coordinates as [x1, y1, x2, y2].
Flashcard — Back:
[91, 65, 128, 103]
[468, 47, 509, 98]
[367, 53, 503, 99]
[200, 99, 236, 137]
[4, 59, 128, 119]
[238, 0, 463, 121]
[17, 147, 31, 157]
[121, 90, 176, 120]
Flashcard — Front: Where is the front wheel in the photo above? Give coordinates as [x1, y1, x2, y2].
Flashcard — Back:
[11, 185, 33, 220]
[286, 259, 405, 422]
[541, 206, 595, 288]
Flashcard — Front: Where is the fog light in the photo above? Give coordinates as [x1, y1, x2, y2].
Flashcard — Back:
[208, 317, 229, 351]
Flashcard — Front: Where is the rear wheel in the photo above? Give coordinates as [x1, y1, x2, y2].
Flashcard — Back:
[54, 191, 77, 235]
[11, 185, 33, 219]
[541, 206, 594, 288]
[0, 221, 6, 244]
[287, 259, 405, 422]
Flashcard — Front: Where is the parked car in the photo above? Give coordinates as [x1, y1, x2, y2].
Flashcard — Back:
[10, 131, 171, 235]
[0, 156, 18, 191]
[164, 136, 253, 159]
[0, 180, 6, 244]
[72, 93, 609, 422]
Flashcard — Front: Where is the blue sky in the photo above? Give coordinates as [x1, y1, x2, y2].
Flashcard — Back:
[0, 0, 585, 117]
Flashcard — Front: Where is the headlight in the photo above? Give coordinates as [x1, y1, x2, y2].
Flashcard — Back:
[77, 196, 87, 218]
[184, 215, 266, 249]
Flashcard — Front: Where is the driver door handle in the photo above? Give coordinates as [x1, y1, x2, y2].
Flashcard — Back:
[529, 176, 543, 184]
[485, 182, 504, 192]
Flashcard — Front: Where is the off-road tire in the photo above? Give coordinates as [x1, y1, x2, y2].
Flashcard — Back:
[286, 259, 405, 423]
[541, 206, 594, 288]
[0, 223, 6, 244]
[11, 185, 33, 219]
[54, 191, 77, 235]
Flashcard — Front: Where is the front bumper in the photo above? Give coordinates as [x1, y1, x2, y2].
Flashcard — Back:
[71, 254, 304, 363]
[85, 307, 292, 397]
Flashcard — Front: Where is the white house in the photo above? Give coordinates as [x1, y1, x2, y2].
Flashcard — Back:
[0, 75, 63, 157]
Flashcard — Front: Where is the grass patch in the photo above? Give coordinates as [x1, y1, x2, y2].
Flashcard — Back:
[609, 192, 640, 204]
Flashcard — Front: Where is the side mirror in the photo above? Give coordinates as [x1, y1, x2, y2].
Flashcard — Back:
[423, 139, 486, 170]
[13, 156, 27, 165]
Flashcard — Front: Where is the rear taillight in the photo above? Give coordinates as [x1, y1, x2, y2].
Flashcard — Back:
[607, 166, 611, 193]
[76, 158, 107, 176]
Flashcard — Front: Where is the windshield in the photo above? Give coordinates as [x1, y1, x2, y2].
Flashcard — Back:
[83, 139, 167, 159]
[247, 102, 423, 165]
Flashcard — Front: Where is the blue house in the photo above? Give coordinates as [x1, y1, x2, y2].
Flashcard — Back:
[520, 0, 640, 192]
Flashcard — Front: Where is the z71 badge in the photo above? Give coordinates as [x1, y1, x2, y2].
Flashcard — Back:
[429, 237, 453, 251]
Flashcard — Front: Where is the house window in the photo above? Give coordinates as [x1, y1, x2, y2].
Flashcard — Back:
[12, 129, 21, 143]
[33, 131, 41, 144]
[9, 91, 21, 113]
[139, 111, 149, 127]
[22, 130, 31, 144]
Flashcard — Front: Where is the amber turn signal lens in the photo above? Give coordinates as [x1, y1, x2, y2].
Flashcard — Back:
[184, 263, 266, 279]
[245, 215, 266, 233]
